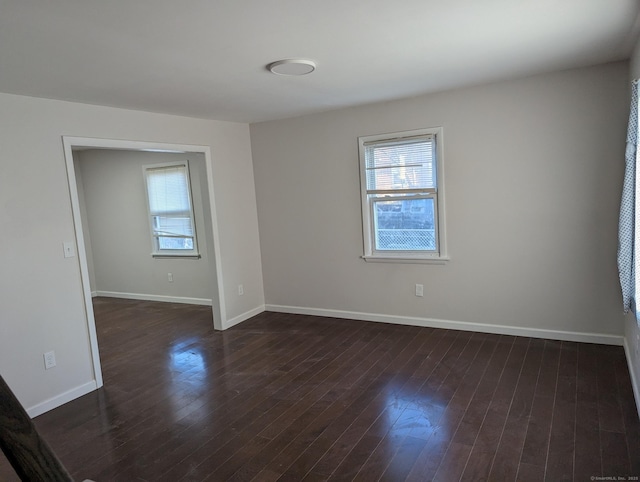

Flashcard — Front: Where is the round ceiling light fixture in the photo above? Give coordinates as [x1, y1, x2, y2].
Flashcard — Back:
[268, 59, 316, 76]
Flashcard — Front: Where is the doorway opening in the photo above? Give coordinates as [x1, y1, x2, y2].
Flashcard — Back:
[63, 137, 226, 388]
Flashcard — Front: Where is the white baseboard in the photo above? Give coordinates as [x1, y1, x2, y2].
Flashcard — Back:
[224, 304, 265, 329]
[26, 380, 97, 418]
[95, 290, 212, 306]
[265, 304, 624, 346]
[91, 291, 97, 298]
[624, 337, 640, 420]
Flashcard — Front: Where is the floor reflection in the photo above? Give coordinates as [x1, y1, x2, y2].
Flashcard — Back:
[168, 340, 209, 424]
[170, 341, 206, 374]
[381, 382, 451, 477]
[385, 388, 448, 440]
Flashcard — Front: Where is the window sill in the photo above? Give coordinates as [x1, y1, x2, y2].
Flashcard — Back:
[152, 254, 201, 259]
[361, 255, 450, 265]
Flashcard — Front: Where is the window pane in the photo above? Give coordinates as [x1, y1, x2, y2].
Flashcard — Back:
[158, 237, 194, 250]
[365, 139, 435, 191]
[153, 216, 193, 237]
[373, 198, 436, 251]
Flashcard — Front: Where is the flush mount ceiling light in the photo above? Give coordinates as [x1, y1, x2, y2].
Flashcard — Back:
[268, 59, 316, 76]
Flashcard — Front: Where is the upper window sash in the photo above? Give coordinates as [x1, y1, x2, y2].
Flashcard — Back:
[364, 135, 436, 194]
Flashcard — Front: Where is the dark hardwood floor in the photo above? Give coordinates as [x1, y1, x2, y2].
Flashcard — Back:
[1, 297, 639, 481]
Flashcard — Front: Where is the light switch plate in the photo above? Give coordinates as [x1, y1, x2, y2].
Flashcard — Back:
[63, 241, 75, 258]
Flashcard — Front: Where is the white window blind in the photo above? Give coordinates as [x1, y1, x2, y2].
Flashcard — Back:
[144, 162, 199, 256]
[364, 135, 436, 192]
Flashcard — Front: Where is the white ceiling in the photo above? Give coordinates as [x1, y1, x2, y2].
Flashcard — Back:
[1, 0, 639, 123]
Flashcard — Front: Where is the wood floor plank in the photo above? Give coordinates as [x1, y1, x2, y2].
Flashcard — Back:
[489, 338, 543, 481]
[224, 326, 416, 481]
[302, 329, 447, 481]
[326, 329, 459, 481]
[601, 430, 632, 476]
[597, 345, 626, 434]
[403, 334, 510, 481]
[273, 328, 432, 481]
[574, 343, 603, 480]
[542, 343, 578, 481]
[457, 336, 515, 481]
[150, 319, 375, 481]
[199, 329, 396, 481]
[1, 298, 638, 482]
[519, 339, 561, 469]
[347, 330, 475, 481]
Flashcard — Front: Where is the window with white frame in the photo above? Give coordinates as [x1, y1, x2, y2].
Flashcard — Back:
[143, 162, 199, 257]
[358, 127, 447, 262]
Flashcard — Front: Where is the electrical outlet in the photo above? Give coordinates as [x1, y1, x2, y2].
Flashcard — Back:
[44, 351, 56, 370]
[168, 272, 173, 282]
[415, 284, 424, 297]
[238, 284, 244, 296]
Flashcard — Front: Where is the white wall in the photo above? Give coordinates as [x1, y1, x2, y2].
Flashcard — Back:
[251, 61, 628, 340]
[0, 93, 264, 414]
[626, 40, 640, 411]
[76, 149, 213, 303]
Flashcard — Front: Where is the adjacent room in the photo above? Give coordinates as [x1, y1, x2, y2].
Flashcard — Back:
[1, 1, 640, 480]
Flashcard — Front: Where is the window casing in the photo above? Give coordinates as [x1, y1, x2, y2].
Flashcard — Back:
[358, 127, 447, 263]
[143, 162, 200, 258]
